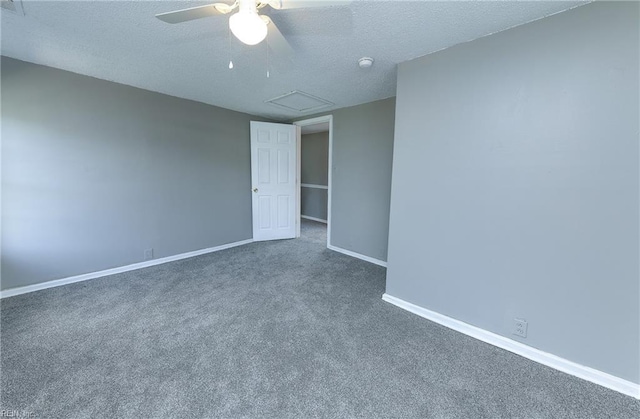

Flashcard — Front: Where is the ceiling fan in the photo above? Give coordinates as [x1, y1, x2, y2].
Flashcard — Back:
[156, 0, 350, 56]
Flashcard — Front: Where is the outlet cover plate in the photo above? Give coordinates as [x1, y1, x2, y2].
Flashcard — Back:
[514, 318, 528, 338]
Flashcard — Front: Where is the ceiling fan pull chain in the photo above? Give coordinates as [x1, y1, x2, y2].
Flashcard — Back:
[266, 34, 270, 78]
[228, 24, 234, 70]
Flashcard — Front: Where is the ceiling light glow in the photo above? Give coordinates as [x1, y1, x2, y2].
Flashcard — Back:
[229, 12, 268, 45]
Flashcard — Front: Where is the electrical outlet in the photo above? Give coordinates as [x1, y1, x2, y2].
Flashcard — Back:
[144, 248, 154, 261]
[514, 318, 528, 338]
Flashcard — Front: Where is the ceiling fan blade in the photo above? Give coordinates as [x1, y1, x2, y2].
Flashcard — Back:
[156, 3, 235, 24]
[270, 0, 351, 10]
[264, 17, 294, 60]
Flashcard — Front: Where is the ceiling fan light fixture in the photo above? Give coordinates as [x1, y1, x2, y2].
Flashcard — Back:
[229, 11, 268, 45]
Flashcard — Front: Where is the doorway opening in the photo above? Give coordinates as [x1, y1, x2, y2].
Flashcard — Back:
[293, 115, 333, 249]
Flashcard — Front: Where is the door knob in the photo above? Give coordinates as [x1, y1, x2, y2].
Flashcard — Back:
[253, 188, 258, 193]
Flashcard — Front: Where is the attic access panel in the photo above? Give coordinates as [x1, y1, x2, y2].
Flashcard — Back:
[265, 90, 334, 113]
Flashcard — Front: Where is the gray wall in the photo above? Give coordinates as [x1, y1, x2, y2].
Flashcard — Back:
[301, 188, 328, 221]
[1, 57, 257, 290]
[386, 1, 639, 383]
[301, 132, 329, 185]
[329, 98, 395, 261]
[301, 132, 329, 221]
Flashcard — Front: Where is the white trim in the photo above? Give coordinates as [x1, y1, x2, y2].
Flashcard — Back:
[293, 115, 333, 251]
[301, 183, 328, 190]
[293, 115, 333, 128]
[327, 117, 333, 249]
[301, 215, 327, 224]
[328, 245, 387, 268]
[382, 293, 640, 400]
[295, 124, 302, 238]
[0, 239, 254, 299]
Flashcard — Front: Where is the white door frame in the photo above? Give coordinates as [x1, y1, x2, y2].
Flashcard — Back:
[293, 115, 333, 248]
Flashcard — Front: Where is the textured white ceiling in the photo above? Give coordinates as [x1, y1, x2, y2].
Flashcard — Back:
[1, 0, 587, 119]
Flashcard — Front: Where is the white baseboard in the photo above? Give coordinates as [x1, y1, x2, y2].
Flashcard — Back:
[0, 239, 254, 299]
[301, 215, 327, 224]
[382, 293, 640, 400]
[328, 245, 387, 267]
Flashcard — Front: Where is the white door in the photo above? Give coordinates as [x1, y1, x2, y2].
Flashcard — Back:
[250, 121, 298, 241]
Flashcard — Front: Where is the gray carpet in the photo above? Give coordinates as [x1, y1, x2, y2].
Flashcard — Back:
[1, 220, 638, 418]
